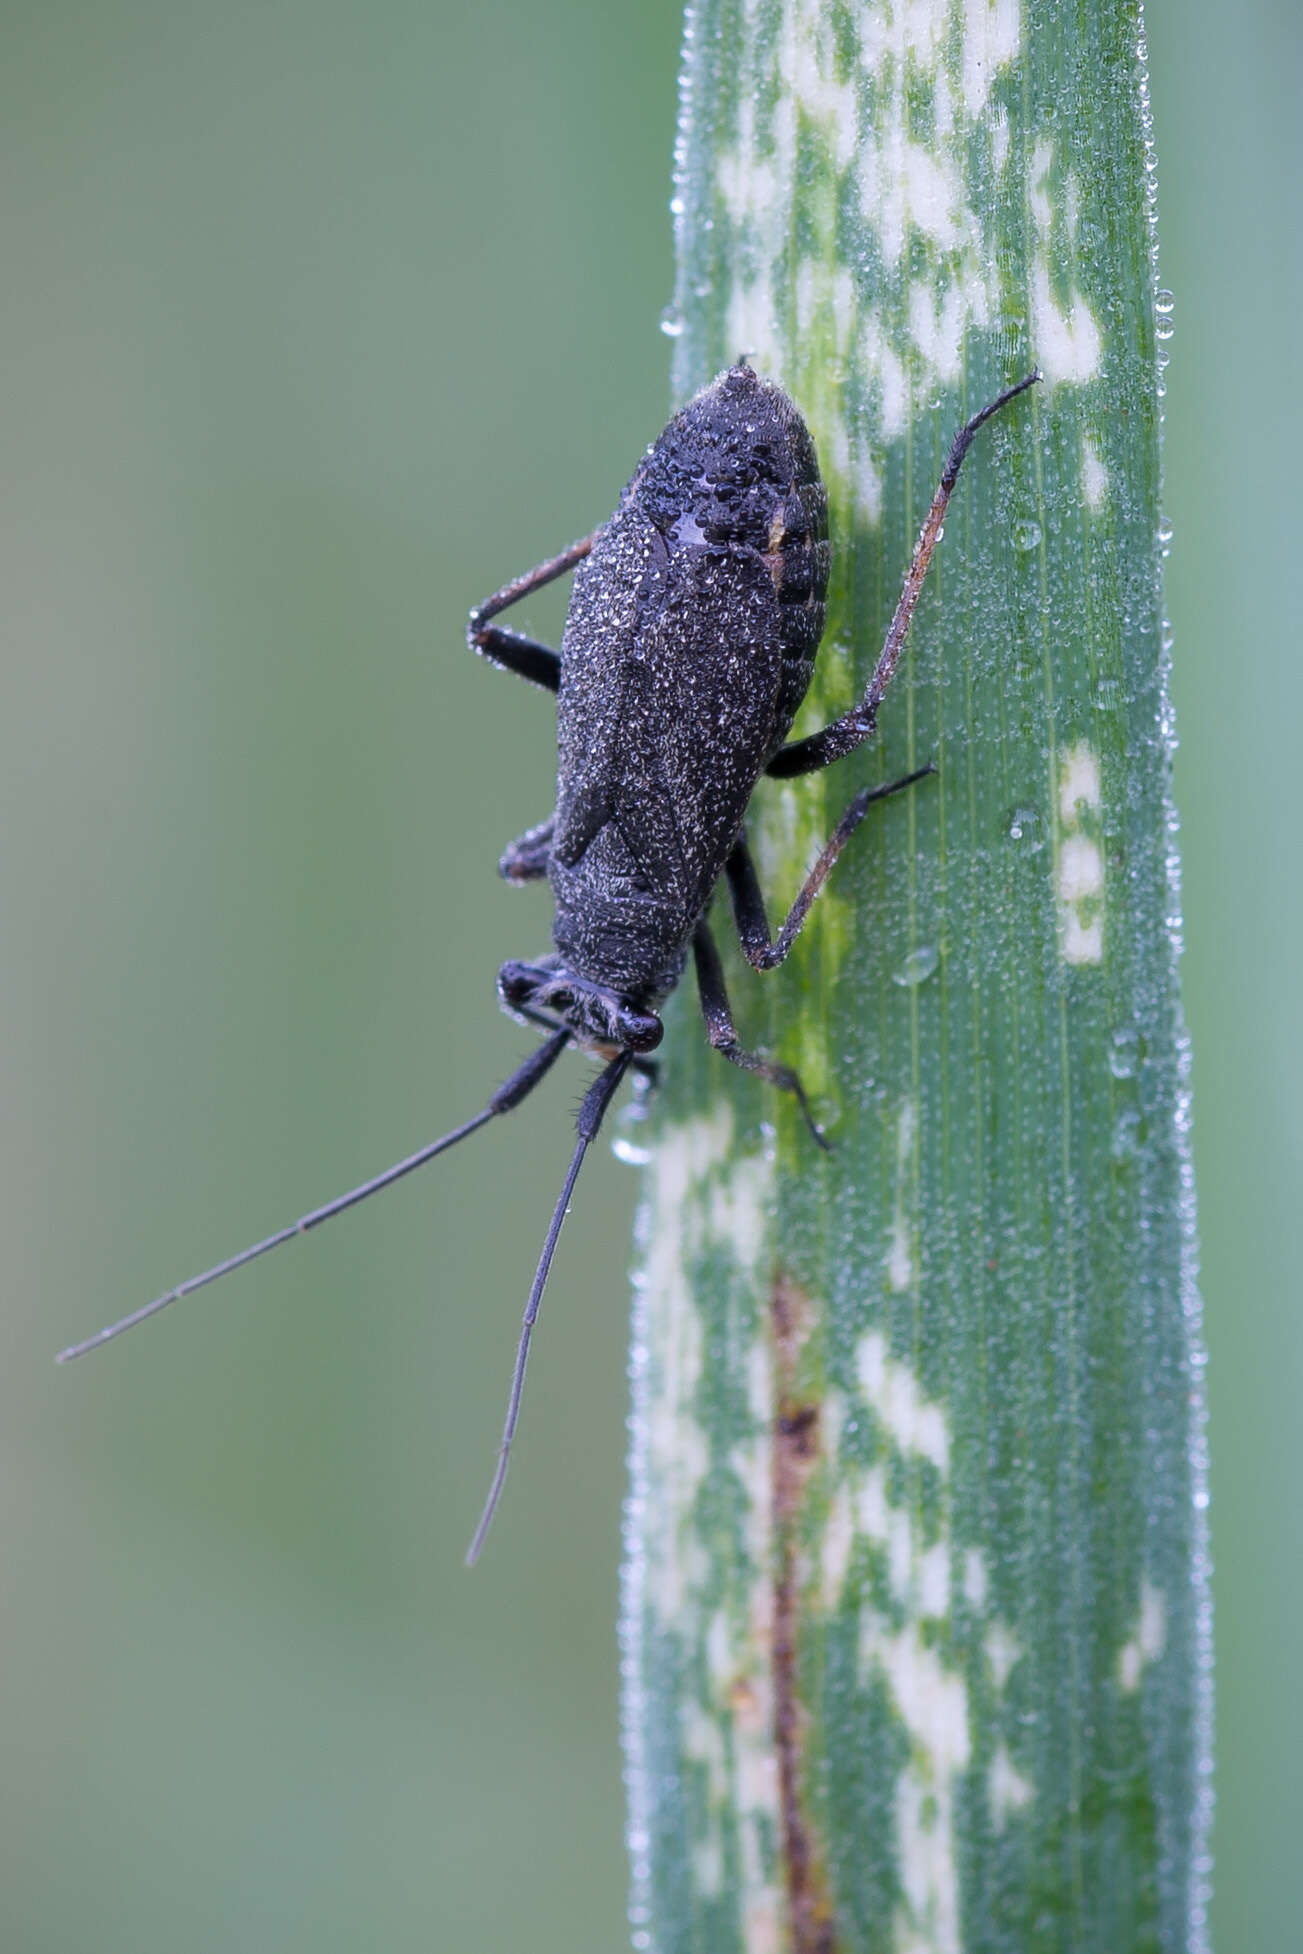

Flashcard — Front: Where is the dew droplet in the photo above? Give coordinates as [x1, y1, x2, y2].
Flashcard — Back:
[658, 305, 684, 339]
[893, 944, 940, 987]
[1154, 289, 1175, 339]
[1109, 1027, 1140, 1079]
[1008, 805, 1042, 843]
[612, 1135, 652, 1167]
[1013, 519, 1042, 552]
[668, 194, 685, 217]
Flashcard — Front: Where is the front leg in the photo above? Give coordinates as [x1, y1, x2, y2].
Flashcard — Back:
[467, 532, 597, 694]
[499, 814, 555, 883]
[766, 372, 1040, 779]
[726, 766, 934, 970]
[692, 923, 828, 1148]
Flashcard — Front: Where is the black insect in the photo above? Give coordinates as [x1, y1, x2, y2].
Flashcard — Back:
[59, 361, 1039, 1560]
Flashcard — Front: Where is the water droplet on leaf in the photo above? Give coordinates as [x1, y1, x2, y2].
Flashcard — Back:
[893, 945, 940, 987]
[1154, 290, 1176, 339]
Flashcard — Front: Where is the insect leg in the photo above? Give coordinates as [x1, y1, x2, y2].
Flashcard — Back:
[692, 922, 829, 1149]
[55, 1028, 572, 1364]
[465, 1047, 632, 1565]
[766, 371, 1041, 779]
[499, 814, 555, 883]
[467, 532, 597, 693]
[725, 770, 934, 973]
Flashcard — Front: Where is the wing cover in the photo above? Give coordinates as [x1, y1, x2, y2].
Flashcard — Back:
[550, 367, 830, 998]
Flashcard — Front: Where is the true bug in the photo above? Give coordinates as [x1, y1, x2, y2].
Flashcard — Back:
[59, 361, 1039, 1561]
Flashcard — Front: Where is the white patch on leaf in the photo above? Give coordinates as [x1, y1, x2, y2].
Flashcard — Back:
[1029, 141, 1103, 384]
[986, 1619, 1023, 1690]
[1059, 741, 1101, 820]
[856, 1329, 949, 1472]
[1055, 742, 1105, 963]
[863, 1612, 971, 1954]
[909, 279, 984, 384]
[835, 1339, 1032, 1951]
[713, 0, 1027, 529]
[1058, 833, 1104, 904]
[633, 1106, 783, 1940]
[1119, 1578, 1167, 1690]
[1032, 262, 1103, 385]
[918, 1541, 951, 1617]
[962, 0, 1023, 118]
[989, 1742, 1034, 1819]
[1081, 432, 1109, 509]
[1062, 910, 1104, 964]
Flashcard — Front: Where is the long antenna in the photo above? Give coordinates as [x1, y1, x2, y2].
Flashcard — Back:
[465, 1048, 632, 1565]
[56, 1028, 571, 1364]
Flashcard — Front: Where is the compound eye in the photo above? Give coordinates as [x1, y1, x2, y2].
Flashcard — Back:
[617, 1007, 664, 1053]
[497, 961, 537, 1007]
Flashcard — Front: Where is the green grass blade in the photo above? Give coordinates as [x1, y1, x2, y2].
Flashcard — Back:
[622, 5, 1208, 1951]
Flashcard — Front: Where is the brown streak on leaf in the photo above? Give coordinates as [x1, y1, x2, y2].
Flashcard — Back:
[771, 1269, 837, 1954]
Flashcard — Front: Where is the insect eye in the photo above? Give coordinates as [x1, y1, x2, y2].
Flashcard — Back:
[497, 961, 539, 1007]
[617, 1008, 663, 1053]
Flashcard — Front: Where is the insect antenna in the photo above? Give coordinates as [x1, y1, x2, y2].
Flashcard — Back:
[55, 1028, 572, 1365]
[465, 1047, 632, 1566]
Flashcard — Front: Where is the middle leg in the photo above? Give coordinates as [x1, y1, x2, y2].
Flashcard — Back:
[726, 767, 934, 971]
[499, 814, 555, 883]
[692, 922, 829, 1148]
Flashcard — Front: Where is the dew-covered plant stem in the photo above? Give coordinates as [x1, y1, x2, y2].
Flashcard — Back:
[621, 5, 1208, 1951]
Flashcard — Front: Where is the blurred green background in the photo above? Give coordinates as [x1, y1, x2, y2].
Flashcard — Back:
[1, 3, 1296, 1949]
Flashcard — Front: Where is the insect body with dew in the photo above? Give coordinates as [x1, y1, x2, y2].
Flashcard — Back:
[59, 361, 1039, 1561]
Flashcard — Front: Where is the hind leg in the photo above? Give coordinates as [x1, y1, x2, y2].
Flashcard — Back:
[766, 373, 1040, 778]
